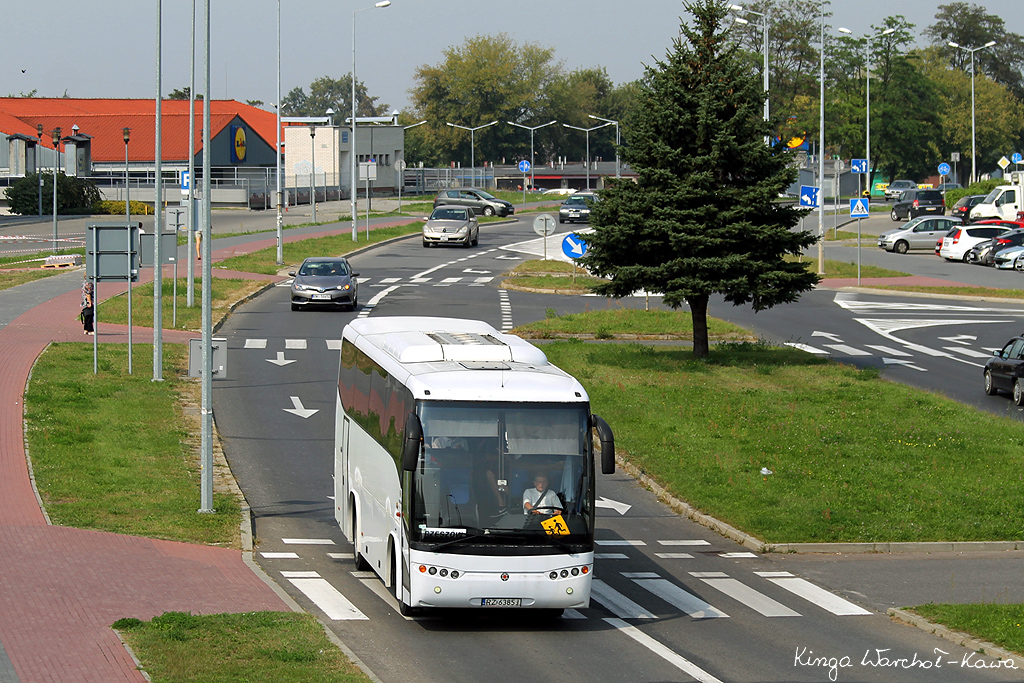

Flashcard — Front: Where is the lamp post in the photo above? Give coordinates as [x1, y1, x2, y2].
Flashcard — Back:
[153, 0, 164, 383]
[507, 120, 557, 190]
[838, 26, 895, 199]
[817, 1, 825, 276]
[36, 124, 43, 217]
[563, 121, 612, 191]
[949, 40, 997, 185]
[275, 0, 283, 264]
[446, 121, 498, 188]
[51, 127, 61, 253]
[309, 124, 317, 224]
[588, 115, 620, 179]
[123, 126, 134, 374]
[351, 0, 391, 238]
[326, 107, 336, 200]
[729, 3, 769, 142]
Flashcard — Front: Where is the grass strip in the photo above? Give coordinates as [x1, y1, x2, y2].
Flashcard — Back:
[98, 277, 267, 332]
[541, 339, 1024, 543]
[0, 268, 64, 291]
[24, 343, 239, 545]
[909, 604, 1024, 658]
[214, 223, 422, 275]
[113, 611, 371, 683]
[870, 285, 1024, 300]
[513, 308, 753, 341]
[788, 256, 911, 279]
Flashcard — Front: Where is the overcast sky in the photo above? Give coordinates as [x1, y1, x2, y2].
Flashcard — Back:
[4, 1, 1023, 115]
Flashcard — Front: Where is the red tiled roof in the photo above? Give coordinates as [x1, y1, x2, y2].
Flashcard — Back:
[0, 98, 281, 163]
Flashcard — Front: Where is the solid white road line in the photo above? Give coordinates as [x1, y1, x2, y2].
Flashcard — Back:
[755, 572, 871, 615]
[604, 618, 725, 683]
[281, 538, 336, 545]
[942, 346, 993, 358]
[719, 552, 758, 558]
[288, 577, 368, 620]
[634, 579, 729, 619]
[658, 540, 710, 546]
[595, 540, 647, 546]
[590, 580, 657, 620]
[358, 285, 400, 318]
[260, 552, 299, 559]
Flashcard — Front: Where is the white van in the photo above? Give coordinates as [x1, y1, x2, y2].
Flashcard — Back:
[971, 180, 1024, 222]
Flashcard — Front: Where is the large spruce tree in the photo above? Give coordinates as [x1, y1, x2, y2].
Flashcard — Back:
[580, 0, 819, 358]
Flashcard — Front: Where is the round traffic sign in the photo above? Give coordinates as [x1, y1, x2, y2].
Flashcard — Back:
[394, 159, 407, 172]
[562, 234, 588, 259]
[518, 159, 531, 174]
[938, 162, 950, 176]
[532, 213, 556, 237]
[1013, 153, 1023, 164]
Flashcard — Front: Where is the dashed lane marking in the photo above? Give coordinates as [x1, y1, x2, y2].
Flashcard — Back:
[657, 540, 710, 546]
[260, 552, 299, 559]
[654, 553, 694, 559]
[691, 572, 801, 618]
[281, 538, 336, 545]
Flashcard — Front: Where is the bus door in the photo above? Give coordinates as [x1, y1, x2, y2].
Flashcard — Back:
[336, 416, 352, 537]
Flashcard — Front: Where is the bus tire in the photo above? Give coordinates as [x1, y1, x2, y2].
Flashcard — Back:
[392, 551, 418, 616]
[352, 507, 370, 571]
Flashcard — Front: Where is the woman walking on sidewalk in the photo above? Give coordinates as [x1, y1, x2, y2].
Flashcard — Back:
[80, 277, 94, 335]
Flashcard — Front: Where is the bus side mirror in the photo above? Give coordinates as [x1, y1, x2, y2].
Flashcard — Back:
[591, 414, 615, 474]
[402, 413, 423, 471]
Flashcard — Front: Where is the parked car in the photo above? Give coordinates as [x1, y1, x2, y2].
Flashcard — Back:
[891, 189, 945, 220]
[558, 193, 597, 224]
[992, 245, 1024, 269]
[542, 187, 576, 196]
[422, 205, 479, 248]
[884, 179, 917, 199]
[432, 188, 515, 217]
[878, 216, 961, 253]
[950, 194, 987, 221]
[984, 335, 1024, 404]
[939, 224, 1011, 262]
[289, 257, 359, 311]
[937, 182, 963, 192]
[970, 185, 1023, 222]
[966, 224, 1024, 266]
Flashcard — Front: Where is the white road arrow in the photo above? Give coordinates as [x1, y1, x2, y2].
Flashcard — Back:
[283, 396, 319, 419]
[811, 331, 844, 342]
[938, 335, 977, 344]
[595, 496, 632, 515]
[463, 268, 491, 274]
[266, 352, 296, 366]
[883, 358, 927, 372]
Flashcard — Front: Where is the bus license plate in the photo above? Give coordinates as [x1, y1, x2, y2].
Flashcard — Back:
[481, 598, 521, 607]
[311, 293, 332, 300]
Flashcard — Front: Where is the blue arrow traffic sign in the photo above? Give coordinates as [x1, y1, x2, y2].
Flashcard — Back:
[938, 162, 951, 176]
[1013, 153, 1023, 164]
[851, 159, 868, 174]
[518, 160, 531, 173]
[850, 198, 869, 218]
[562, 234, 587, 259]
[799, 186, 819, 207]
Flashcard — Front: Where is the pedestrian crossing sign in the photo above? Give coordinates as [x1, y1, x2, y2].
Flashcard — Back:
[849, 198, 869, 218]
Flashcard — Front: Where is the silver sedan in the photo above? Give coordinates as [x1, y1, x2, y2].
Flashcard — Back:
[422, 205, 479, 248]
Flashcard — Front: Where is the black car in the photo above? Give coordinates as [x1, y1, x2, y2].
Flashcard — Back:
[951, 194, 987, 222]
[985, 335, 1024, 404]
[968, 228, 1024, 266]
[891, 189, 945, 221]
[288, 257, 359, 311]
[432, 188, 515, 217]
[558, 193, 597, 224]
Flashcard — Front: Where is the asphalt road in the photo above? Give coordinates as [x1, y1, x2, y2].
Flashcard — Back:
[210, 214, 1023, 683]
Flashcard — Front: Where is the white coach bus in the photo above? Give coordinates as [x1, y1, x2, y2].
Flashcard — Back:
[334, 317, 615, 616]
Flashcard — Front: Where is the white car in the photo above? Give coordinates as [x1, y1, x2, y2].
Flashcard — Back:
[993, 245, 1024, 270]
[939, 224, 1011, 262]
[542, 187, 576, 196]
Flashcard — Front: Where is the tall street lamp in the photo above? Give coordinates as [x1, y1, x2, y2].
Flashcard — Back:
[729, 3, 769, 142]
[275, 0, 283, 264]
[309, 124, 317, 224]
[507, 120, 557, 190]
[447, 121, 498, 188]
[816, 1, 825, 275]
[838, 26, 895, 199]
[351, 0, 391, 237]
[949, 40, 997, 185]
[563, 121, 612, 191]
[588, 114, 620, 179]
[123, 127, 134, 374]
[51, 127, 61, 253]
[36, 124, 43, 217]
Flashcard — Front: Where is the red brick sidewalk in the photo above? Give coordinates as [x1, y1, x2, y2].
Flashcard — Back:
[0, 271, 291, 682]
[819, 275, 983, 289]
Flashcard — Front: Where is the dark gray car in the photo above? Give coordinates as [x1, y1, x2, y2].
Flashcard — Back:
[432, 188, 514, 217]
[891, 189, 945, 220]
[288, 257, 359, 311]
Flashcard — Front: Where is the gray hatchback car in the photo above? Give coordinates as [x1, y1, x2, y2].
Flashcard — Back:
[289, 257, 359, 311]
[432, 188, 514, 217]
[877, 216, 961, 253]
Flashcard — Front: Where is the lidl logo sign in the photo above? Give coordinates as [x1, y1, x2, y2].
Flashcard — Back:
[231, 125, 247, 163]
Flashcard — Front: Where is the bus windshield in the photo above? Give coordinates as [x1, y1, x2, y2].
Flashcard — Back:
[411, 401, 592, 547]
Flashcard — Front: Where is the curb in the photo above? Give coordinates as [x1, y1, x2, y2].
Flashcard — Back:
[615, 456, 1024, 555]
[888, 608, 1024, 668]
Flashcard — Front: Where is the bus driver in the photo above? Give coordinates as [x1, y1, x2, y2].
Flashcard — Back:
[523, 474, 562, 515]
